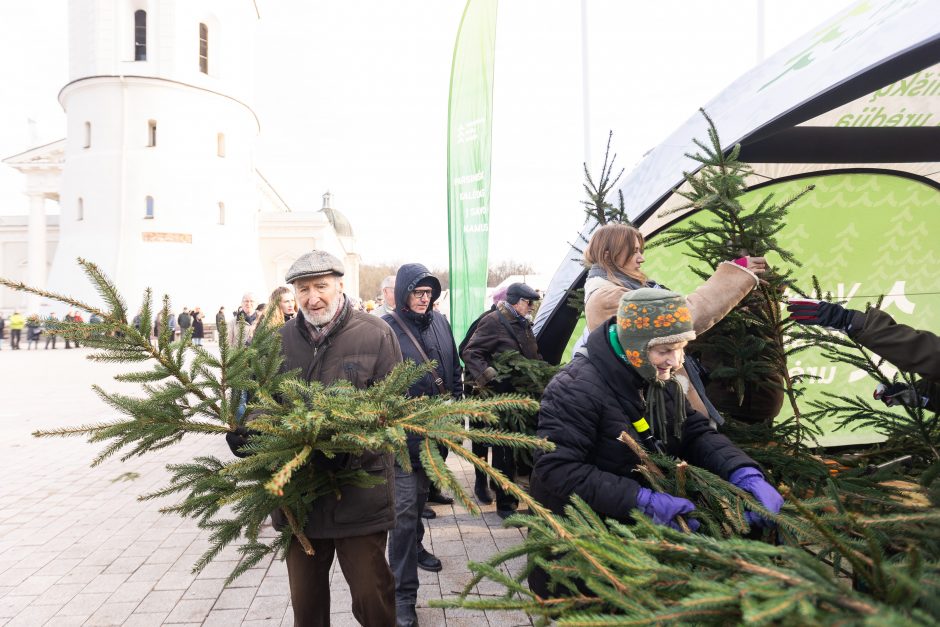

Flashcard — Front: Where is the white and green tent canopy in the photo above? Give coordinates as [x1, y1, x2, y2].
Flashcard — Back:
[533, 0, 940, 444]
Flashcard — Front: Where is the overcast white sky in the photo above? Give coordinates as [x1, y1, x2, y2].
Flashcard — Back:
[0, 0, 854, 275]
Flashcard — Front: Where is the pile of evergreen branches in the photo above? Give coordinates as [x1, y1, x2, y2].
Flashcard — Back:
[436, 433, 940, 625]
[438, 492, 940, 626]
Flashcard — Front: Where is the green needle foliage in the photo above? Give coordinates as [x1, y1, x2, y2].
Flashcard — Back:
[581, 131, 630, 227]
[654, 109, 809, 267]
[2, 259, 554, 584]
[435, 437, 940, 625]
[791, 286, 940, 468]
[654, 109, 814, 441]
[142, 361, 549, 583]
[483, 350, 560, 468]
[488, 351, 561, 401]
[568, 131, 636, 265]
[436, 494, 940, 626]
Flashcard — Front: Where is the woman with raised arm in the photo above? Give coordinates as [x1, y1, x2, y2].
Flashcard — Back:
[580, 223, 765, 423]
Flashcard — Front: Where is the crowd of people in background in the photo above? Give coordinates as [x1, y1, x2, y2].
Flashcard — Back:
[0, 306, 208, 350]
[0, 310, 88, 350]
[0, 281, 442, 354]
[1, 250, 468, 355]
[3, 230, 936, 627]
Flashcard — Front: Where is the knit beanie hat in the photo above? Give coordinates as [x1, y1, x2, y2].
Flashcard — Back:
[615, 288, 695, 381]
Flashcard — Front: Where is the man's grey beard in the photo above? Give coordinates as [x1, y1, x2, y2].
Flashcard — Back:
[300, 294, 343, 327]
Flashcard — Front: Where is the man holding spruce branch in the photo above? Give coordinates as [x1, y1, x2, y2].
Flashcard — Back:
[461, 281, 544, 518]
[227, 249, 402, 627]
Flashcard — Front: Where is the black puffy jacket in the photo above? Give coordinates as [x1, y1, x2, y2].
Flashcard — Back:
[530, 318, 757, 520]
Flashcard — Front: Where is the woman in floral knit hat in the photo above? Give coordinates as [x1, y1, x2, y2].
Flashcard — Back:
[528, 288, 783, 597]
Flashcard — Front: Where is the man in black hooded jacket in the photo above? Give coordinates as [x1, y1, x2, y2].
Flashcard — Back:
[382, 263, 463, 627]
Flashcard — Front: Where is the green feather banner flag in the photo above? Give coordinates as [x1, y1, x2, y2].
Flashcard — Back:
[447, 0, 498, 344]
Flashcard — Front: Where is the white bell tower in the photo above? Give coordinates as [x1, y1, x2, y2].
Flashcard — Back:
[49, 0, 265, 314]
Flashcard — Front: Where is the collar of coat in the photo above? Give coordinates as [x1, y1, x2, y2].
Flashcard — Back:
[497, 301, 530, 325]
[585, 319, 647, 413]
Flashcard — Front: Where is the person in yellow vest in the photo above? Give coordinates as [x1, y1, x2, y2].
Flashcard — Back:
[8, 312, 26, 350]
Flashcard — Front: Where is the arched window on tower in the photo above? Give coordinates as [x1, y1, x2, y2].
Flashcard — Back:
[77, 197, 84, 221]
[134, 10, 147, 61]
[83, 122, 91, 148]
[217, 132, 225, 157]
[145, 196, 154, 219]
[147, 120, 157, 147]
[218, 202, 225, 225]
[199, 23, 209, 74]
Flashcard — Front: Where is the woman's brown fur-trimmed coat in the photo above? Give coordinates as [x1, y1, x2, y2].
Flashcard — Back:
[583, 261, 759, 417]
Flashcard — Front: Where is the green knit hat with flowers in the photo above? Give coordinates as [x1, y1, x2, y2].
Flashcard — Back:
[614, 288, 696, 380]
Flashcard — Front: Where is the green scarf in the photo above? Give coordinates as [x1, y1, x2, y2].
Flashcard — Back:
[609, 325, 687, 442]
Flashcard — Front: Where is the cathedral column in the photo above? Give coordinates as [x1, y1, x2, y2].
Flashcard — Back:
[26, 190, 47, 313]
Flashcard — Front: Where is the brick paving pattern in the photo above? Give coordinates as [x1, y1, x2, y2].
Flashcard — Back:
[0, 348, 532, 626]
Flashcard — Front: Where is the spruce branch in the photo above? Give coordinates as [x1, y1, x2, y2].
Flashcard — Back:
[581, 131, 628, 226]
[437, 491, 939, 624]
[280, 507, 314, 556]
[5, 261, 559, 584]
[651, 110, 814, 446]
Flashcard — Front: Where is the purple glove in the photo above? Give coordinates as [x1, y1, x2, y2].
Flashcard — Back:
[730, 467, 783, 528]
[635, 487, 700, 532]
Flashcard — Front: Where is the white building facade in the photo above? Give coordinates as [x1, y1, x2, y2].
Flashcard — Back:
[1, 0, 358, 316]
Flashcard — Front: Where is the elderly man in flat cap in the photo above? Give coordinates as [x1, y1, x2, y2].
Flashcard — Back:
[226, 250, 403, 627]
[461, 282, 544, 518]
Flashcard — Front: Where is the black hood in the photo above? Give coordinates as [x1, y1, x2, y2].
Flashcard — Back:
[394, 263, 442, 312]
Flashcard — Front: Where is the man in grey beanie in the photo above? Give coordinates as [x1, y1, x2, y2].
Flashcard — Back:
[226, 249, 403, 627]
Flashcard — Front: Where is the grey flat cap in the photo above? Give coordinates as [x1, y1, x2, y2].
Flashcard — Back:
[285, 250, 345, 283]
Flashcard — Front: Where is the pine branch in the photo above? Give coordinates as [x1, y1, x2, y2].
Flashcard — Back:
[435, 491, 939, 624]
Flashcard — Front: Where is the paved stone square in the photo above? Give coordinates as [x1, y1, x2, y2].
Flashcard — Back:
[0, 347, 532, 626]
